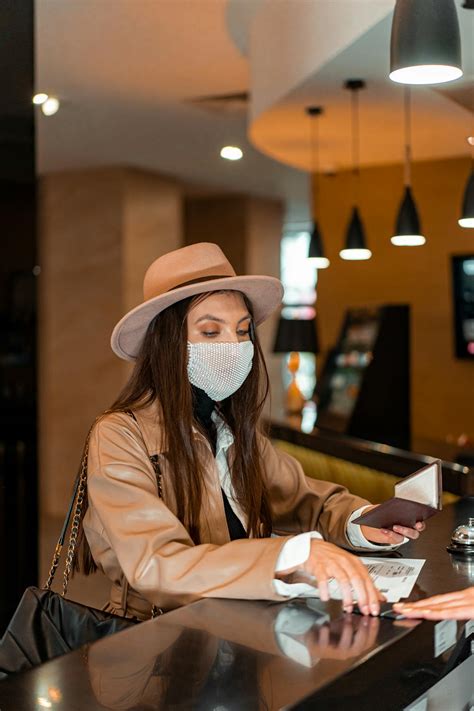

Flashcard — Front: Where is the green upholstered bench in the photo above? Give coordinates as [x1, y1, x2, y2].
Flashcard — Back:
[273, 439, 458, 505]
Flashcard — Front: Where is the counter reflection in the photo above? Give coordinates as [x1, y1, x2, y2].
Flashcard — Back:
[85, 599, 405, 710]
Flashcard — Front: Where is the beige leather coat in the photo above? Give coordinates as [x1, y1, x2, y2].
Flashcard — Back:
[83, 404, 369, 619]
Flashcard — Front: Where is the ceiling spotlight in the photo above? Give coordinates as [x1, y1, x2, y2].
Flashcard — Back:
[33, 93, 48, 105]
[220, 146, 243, 161]
[41, 97, 60, 116]
[467, 137, 474, 147]
[390, 0, 462, 85]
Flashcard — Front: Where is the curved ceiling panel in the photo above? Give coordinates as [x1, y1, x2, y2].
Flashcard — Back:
[227, 0, 474, 172]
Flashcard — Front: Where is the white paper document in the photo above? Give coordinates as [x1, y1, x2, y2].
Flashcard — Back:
[360, 557, 425, 603]
[327, 557, 425, 603]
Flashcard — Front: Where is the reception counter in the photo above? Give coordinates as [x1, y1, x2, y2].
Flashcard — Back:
[1, 499, 473, 710]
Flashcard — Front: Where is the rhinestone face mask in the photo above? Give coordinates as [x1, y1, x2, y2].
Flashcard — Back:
[187, 341, 254, 402]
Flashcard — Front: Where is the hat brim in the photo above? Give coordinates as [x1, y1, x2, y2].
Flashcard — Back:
[111, 275, 284, 360]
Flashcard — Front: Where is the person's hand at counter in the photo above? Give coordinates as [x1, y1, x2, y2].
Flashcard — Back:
[393, 586, 474, 620]
[276, 539, 385, 616]
[358, 505, 426, 545]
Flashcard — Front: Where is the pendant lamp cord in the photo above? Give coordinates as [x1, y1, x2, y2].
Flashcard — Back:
[310, 113, 320, 216]
[404, 86, 412, 187]
[351, 87, 360, 204]
[471, 10, 474, 170]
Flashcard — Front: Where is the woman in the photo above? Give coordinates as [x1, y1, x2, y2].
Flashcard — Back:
[75, 242, 424, 620]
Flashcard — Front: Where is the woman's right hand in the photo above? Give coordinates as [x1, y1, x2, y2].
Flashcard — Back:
[301, 540, 384, 616]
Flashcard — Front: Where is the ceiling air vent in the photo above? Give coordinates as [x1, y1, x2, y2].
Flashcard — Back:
[186, 91, 249, 115]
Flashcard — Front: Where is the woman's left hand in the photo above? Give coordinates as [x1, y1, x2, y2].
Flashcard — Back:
[393, 587, 474, 620]
[360, 505, 426, 545]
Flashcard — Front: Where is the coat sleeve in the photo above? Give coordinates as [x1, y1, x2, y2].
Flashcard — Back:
[260, 436, 370, 549]
[86, 413, 291, 610]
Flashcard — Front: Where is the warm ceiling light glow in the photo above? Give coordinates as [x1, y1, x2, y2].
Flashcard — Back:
[389, 65, 463, 85]
[458, 217, 474, 228]
[391, 235, 426, 246]
[307, 257, 330, 269]
[220, 146, 243, 161]
[33, 92, 48, 105]
[41, 97, 60, 116]
[339, 248, 372, 261]
[466, 136, 474, 147]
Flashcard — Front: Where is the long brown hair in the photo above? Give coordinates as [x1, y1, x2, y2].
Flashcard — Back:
[74, 290, 273, 575]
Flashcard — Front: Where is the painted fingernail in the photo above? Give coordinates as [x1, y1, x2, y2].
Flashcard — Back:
[371, 604, 379, 615]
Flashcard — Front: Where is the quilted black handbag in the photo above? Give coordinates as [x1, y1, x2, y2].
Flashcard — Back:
[0, 412, 161, 679]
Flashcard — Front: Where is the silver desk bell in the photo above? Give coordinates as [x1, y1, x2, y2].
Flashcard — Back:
[447, 517, 474, 557]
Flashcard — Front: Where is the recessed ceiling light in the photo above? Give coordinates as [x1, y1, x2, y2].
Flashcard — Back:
[33, 92, 48, 105]
[41, 97, 60, 116]
[220, 146, 243, 161]
[467, 136, 474, 147]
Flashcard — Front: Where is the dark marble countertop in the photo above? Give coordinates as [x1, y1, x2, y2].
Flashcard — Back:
[1, 500, 473, 710]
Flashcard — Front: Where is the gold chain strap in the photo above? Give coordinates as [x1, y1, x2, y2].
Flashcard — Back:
[44, 543, 63, 591]
[61, 436, 89, 597]
[44, 413, 103, 593]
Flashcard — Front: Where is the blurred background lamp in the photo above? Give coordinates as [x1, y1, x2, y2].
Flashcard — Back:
[391, 187, 426, 245]
[33, 92, 48, 105]
[390, 0, 462, 85]
[220, 145, 243, 161]
[305, 106, 329, 269]
[41, 97, 60, 116]
[459, 170, 474, 228]
[273, 314, 320, 415]
[307, 221, 330, 269]
[340, 207, 372, 261]
[392, 88, 426, 246]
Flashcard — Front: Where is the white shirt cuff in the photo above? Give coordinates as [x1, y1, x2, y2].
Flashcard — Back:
[346, 505, 408, 549]
[274, 531, 323, 573]
[273, 532, 322, 598]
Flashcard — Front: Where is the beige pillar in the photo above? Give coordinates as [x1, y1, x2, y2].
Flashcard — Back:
[184, 194, 284, 415]
[39, 167, 182, 518]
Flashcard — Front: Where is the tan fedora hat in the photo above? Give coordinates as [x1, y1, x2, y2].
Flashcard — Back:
[111, 242, 284, 360]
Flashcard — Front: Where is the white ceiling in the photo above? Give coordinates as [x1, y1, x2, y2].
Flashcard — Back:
[35, 0, 310, 222]
[35, 0, 474, 224]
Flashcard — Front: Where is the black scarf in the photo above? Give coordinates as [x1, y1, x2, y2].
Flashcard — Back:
[191, 386, 247, 540]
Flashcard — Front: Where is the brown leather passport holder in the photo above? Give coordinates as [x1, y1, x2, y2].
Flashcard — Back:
[351, 498, 438, 529]
[352, 459, 442, 529]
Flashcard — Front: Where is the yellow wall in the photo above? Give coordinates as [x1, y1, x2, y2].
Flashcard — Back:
[313, 156, 474, 444]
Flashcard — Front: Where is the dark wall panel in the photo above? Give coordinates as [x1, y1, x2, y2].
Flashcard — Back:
[0, 0, 37, 632]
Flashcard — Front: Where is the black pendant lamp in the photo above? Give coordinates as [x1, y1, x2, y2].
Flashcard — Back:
[392, 87, 426, 246]
[390, 0, 462, 85]
[459, 169, 474, 228]
[340, 80, 372, 261]
[306, 106, 329, 269]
